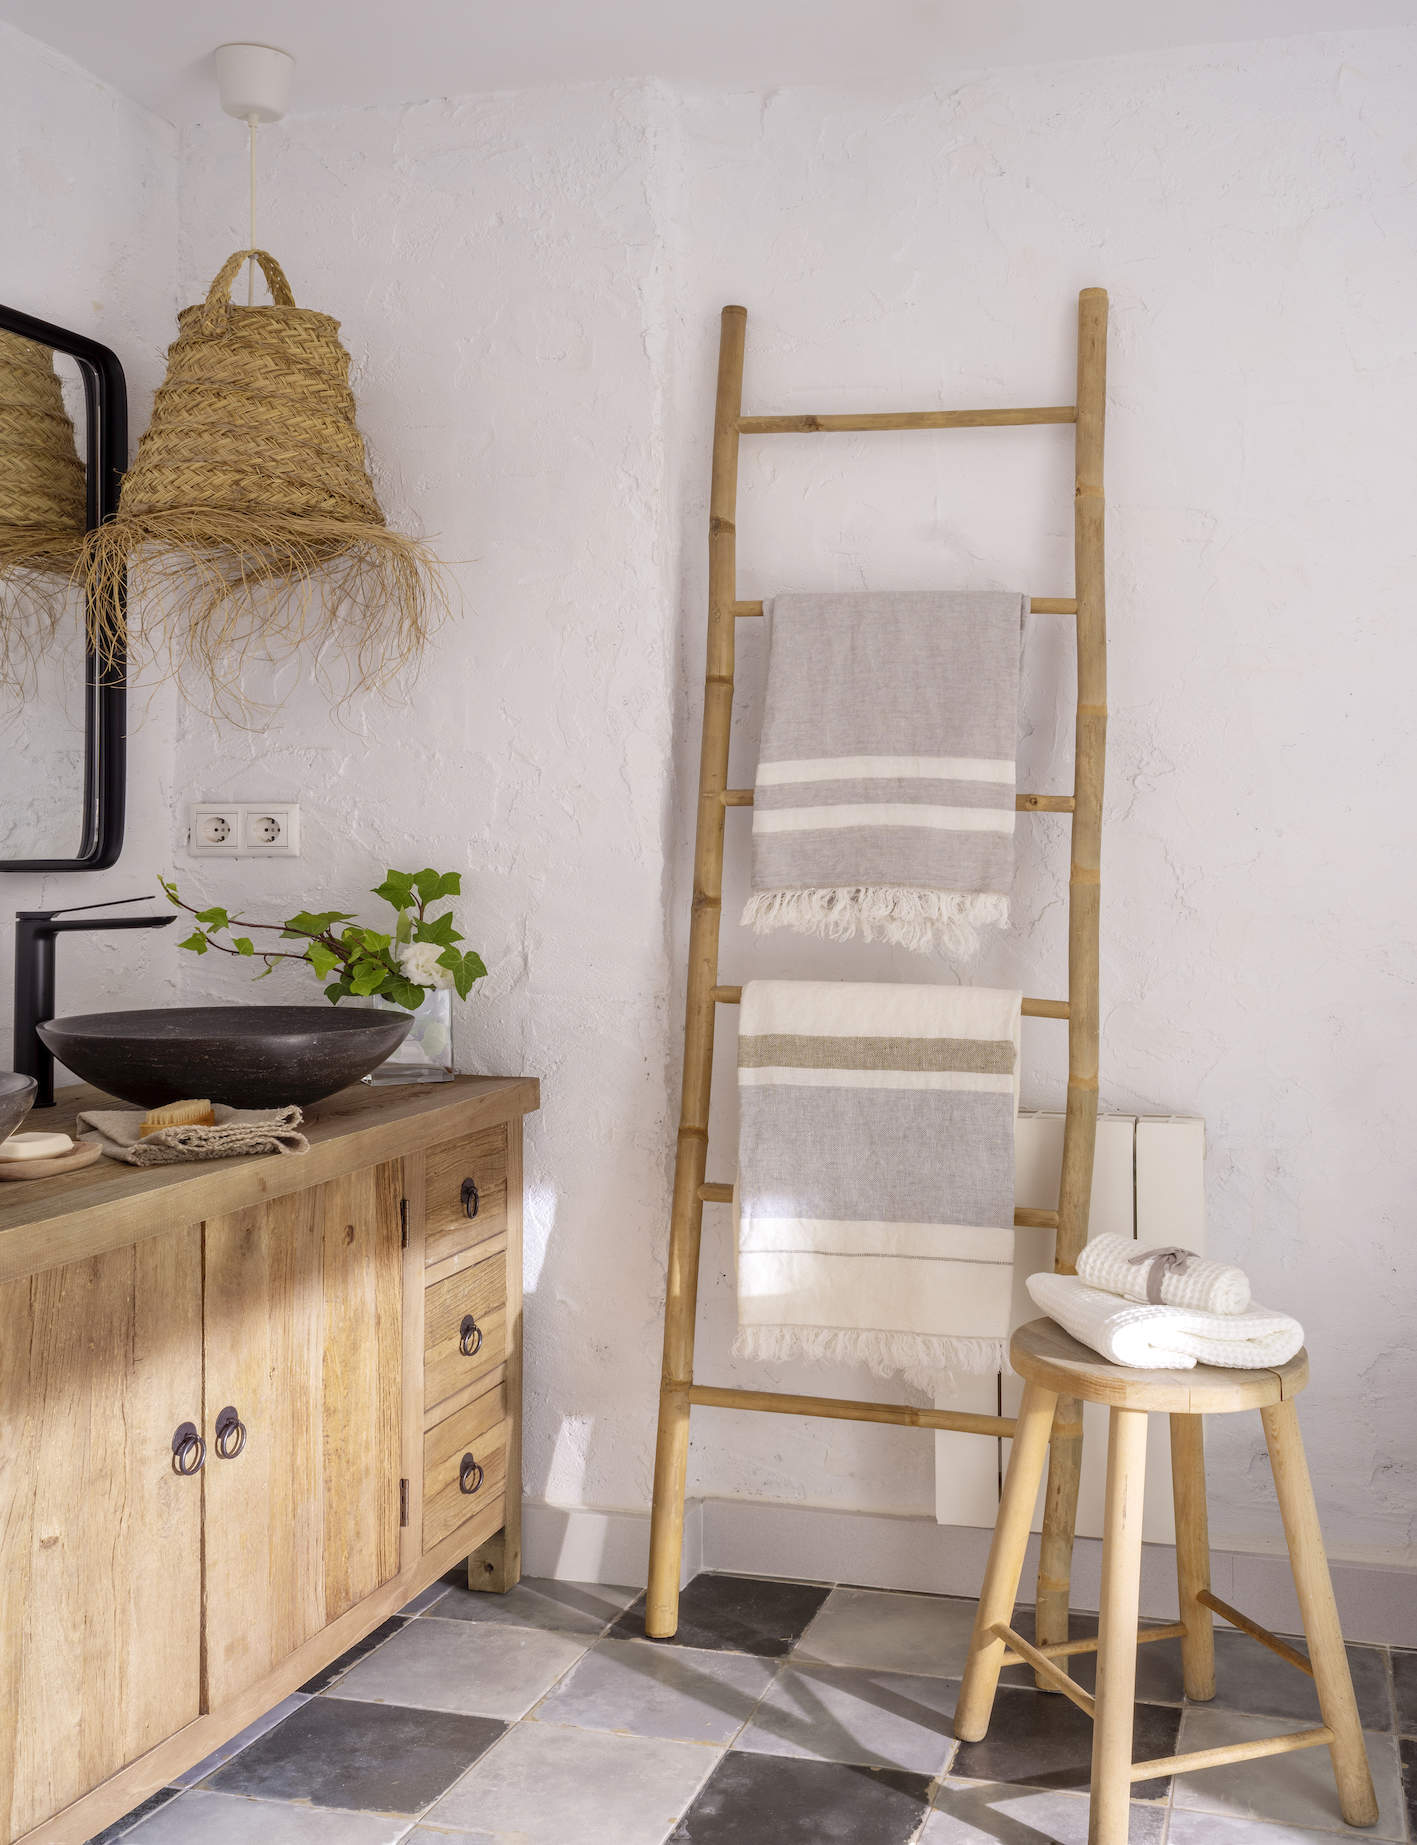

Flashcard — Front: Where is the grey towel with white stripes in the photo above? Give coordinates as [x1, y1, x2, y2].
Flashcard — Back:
[743, 591, 1024, 959]
[736, 980, 1021, 1381]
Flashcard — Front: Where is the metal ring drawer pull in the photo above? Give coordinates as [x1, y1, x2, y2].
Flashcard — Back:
[171, 1421, 206, 1476]
[214, 1405, 248, 1461]
[460, 1178, 480, 1218]
[459, 1452, 485, 1496]
[459, 1314, 484, 1358]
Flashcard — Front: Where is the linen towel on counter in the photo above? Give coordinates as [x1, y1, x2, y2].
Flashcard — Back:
[1077, 1231, 1251, 1314]
[742, 591, 1024, 960]
[736, 979, 1022, 1380]
[1027, 1271, 1304, 1371]
[78, 1103, 308, 1166]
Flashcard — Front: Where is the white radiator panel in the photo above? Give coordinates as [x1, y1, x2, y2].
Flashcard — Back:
[934, 1114, 1206, 1545]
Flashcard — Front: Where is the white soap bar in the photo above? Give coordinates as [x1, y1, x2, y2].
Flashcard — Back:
[0, 1131, 74, 1162]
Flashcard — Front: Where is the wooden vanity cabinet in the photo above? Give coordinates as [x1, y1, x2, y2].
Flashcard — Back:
[0, 1074, 537, 1845]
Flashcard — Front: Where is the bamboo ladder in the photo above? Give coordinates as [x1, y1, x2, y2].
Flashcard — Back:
[646, 290, 1109, 1654]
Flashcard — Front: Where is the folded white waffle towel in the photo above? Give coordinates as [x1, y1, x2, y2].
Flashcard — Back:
[1027, 1271, 1304, 1371]
[1076, 1232, 1251, 1314]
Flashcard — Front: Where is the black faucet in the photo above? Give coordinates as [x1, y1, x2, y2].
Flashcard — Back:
[13, 895, 176, 1107]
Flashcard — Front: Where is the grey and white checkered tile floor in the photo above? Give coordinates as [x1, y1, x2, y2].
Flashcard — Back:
[87, 1572, 1417, 1845]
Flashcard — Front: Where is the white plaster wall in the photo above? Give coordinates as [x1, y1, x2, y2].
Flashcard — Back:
[145, 28, 1417, 1561]
[0, 21, 180, 1045]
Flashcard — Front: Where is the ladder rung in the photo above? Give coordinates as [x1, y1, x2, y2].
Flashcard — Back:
[998, 1621, 1186, 1668]
[1198, 1592, 1314, 1678]
[737, 407, 1077, 434]
[687, 1383, 1015, 1437]
[710, 986, 1069, 1021]
[699, 1182, 1055, 1232]
[733, 597, 1077, 618]
[723, 789, 1073, 812]
[991, 1623, 1097, 1717]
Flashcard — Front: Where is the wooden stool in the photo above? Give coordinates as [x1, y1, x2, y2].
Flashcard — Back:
[954, 1319, 1378, 1845]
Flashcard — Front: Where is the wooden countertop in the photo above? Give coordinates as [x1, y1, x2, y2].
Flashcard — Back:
[0, 1074, 539, 1284]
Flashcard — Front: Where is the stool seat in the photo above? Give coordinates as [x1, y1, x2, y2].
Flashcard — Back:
[1011, 1317, 1308, 1415]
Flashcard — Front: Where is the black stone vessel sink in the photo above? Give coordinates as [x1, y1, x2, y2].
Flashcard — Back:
[37, 1006, 414, 1110]
[0, 1072, 37, 1142]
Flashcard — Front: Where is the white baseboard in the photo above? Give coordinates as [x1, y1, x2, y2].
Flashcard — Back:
[522, 1497, 1417, 1648]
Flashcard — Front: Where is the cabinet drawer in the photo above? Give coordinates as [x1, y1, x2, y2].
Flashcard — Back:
[423, 1380, 508, 1550]
[425, 1125, 507, 1268]
[425, 1246, 506, 1414]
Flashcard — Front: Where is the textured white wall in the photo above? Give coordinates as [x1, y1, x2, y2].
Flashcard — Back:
[0, 22, 179, 1046]
[132, 28, 1417, 1561]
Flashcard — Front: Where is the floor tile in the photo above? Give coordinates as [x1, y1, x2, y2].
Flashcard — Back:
[120, 1790, 408, 1843]
[401, 1580, 452, 1614]
[1400, 1737, 1416, 1836]
[82, 1787, 180, 1844]
[926, 1780, 1167, 1845]
[176, 1693, 310, 1784]
[205, 1694, 504, 1814]
[532, 1637, 777, 1744]
[332, 1614, 586, 1718]
[670, 1750, 933, 1843]
[1393, 1651, 1417, 1735]
[424, 1722, 718, 1843]
[1172, 1708, 1407, 1839]
[793, 1585, 979, 1677]
[299, 1617, 410, 1694]
[1169, 1813, 1385, 1845]
[950, 1683, 1181, 1799]
[610, 1572, 831, 1657]
[734, 1662, 959, 1774]
[433, 1574, 640, 1636]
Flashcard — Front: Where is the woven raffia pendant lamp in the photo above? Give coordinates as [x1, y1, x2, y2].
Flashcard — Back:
[0, 328, 87, 688]
[82, 45, 445, 712]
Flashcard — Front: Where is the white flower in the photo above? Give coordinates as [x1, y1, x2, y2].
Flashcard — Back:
[395, 940, 454, 990]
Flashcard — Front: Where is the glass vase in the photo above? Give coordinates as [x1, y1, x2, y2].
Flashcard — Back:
[366, 987, 454, 1084]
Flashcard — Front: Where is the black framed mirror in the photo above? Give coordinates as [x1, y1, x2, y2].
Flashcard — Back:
[0, 303, 127, 871]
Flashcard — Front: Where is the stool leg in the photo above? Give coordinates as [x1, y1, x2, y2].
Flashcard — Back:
[954, 1381, 1059, 1741]
[1169, 1413, 1216, 1700]
[1090, 1406, 1148, 1845]
[1261, 1400, 1378, 1828]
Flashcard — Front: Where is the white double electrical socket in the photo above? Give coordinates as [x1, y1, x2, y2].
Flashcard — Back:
[188, 802, 302, 858]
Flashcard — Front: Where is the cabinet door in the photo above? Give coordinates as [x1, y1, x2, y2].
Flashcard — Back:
[0, 1231, 204, 1840]
[202, 1163, 404, 1707]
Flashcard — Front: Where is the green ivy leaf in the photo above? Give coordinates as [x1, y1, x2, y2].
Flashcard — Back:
[233, 936, 255, 956]
[383, 974, 427, 1011]
[413, 867, 461, 903]
[359, 928, 393, 955]
[307, 942, 343, 981]
[349, 958, 390, 997]
[324, 978, 355, 1005]
[372, 871, 416, 911]
[438, 947, 488, 1000]
[413, 910, 460, 947]
[254, 960, 276, 980]
[158, 875, 180, 905]
[283, 909, 355, 938]
[194, 905, 230, 930]
[178, 930, 209, 955]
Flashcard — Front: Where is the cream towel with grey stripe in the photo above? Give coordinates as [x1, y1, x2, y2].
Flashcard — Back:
[736, 980, 1022, 1380]
[743, 591, 1024, 959]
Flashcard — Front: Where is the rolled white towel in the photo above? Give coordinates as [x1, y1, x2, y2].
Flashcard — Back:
[1027, 1271, 1304, 1372]
[1077, 1232, 1250, 1314]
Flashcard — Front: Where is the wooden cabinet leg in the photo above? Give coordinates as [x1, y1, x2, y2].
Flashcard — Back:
[466, 1524, 520, 1594]
[1261, 1400, 1378, 1828]
[954, 1382, 1059, 1741]
[1090, 1406, 1148, 1845]
[1036, 1394, 1084, 1679]
[1170, 1412, 1215, 1700]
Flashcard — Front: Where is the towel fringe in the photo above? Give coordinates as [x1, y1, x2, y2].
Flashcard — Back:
[733, 1324, 1010, 1386]
[741, 886, 1008, 960]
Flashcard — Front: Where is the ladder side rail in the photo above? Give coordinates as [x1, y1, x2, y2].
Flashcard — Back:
[1036, 286, 1109, 1657]
[645, 304, 747, 1638]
